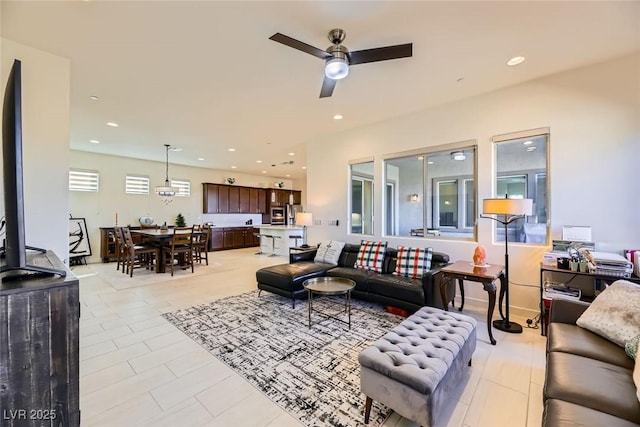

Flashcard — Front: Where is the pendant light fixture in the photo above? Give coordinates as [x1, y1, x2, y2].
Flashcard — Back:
[155, 144, 179, 205]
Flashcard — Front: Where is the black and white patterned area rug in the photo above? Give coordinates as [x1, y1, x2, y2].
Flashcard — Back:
[162, 290, 404, 427]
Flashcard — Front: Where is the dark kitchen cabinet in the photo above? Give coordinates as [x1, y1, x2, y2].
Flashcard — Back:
[210, 228, 224, 251]
[249, 188, 266, 213]
[239, 187, 251, 213]
[220, 227, 256, 249]
[203, 183, 220, 214]
[228, 186, 240, 213]
[218, 185, 230, 213]
[204, 184, 269, 214]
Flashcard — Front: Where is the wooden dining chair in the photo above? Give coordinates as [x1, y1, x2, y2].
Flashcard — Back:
[192, 224, 210, 265]
[163, 227, 194, 276]
[122, 227, 159, 277]
[114, 226, 127, 273]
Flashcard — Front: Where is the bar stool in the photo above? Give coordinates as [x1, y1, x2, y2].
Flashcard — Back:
[269, 235, 281, 257]
[289, 234, 303, 247]
[254, 233, 267, 255]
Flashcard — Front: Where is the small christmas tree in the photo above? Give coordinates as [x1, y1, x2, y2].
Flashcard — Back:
[175, 213, 186, 227]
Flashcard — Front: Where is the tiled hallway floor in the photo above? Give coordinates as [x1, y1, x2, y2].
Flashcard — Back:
[74, 248, 546, 426]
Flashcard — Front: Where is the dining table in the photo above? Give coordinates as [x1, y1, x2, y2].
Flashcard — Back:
[130, 228, 203, 273]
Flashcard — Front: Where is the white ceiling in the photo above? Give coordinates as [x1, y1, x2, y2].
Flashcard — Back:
[2, 1, 639, 180]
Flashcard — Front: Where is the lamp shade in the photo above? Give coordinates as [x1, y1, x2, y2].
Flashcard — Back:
[296, 212, 313, 226]
[482, 198, 533, 215]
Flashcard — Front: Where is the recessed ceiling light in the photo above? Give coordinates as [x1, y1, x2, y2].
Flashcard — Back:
[288, 152, 295, 156]
[106, 122, 119, 127]
[89, 95, 99, 101]
[89, 139, 100, 144]
[523, 140, 533, 145]
[507, 56, 525, 66]
[301, 166, 307, 170]
[231, 165, 237, 169]
[227, 148, 236, 152]
[427, 161, 434, 165]
[285, 174, 291, 177]
[197, 157, 205, 161]
[262, 170, 267, 174]
[333, 114, 343, 120]
[256, 160, 263, 163]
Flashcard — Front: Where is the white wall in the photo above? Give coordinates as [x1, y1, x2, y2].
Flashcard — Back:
[69, 150, 304, 263]
[305, 53, 640, 315]
[1, 39, 71, 263]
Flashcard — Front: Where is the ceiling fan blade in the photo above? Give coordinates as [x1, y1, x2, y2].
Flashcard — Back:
[319, 76, 337, 98]
[348, 43, 413, 65]
[269, 33, 332, 60]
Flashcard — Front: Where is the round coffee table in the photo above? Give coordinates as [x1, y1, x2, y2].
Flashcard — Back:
[303, 277, 356, 329]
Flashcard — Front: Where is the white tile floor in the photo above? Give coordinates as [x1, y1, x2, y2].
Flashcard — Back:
[73, 248, 547, 427]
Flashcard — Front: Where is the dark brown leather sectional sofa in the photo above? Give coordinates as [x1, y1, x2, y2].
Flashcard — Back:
[543, 299, 640, 426]
[255, 243, 454, 313]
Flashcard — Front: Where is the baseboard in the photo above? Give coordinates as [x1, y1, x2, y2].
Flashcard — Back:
[452, 295, 539, 320]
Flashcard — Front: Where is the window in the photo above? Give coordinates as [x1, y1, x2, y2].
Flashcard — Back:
[493, 129, 549, 244]
[125, 175, 150, 195]
[350, 160, 374, 235]
[69, 169, 99, 192]
[384, 142, 477, 240]
[171, 179, 191, 197]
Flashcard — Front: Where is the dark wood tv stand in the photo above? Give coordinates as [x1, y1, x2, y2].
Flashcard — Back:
[0, 251, 79, 426]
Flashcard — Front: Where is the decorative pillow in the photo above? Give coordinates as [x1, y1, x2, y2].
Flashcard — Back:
[393, 246, 433, 279]
[627, 334, 640, 360]
[313, 240, 345, 266]
[354, 241, 387, 273]
[576, 280, 640, 347]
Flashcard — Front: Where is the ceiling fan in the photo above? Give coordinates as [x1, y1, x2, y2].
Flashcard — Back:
[269, 28, 412, 98]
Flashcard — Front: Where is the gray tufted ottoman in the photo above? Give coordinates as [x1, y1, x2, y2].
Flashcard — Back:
[358, 306, 477, 426]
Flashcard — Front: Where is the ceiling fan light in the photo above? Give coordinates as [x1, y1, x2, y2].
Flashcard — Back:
[325, 57, 349, 80]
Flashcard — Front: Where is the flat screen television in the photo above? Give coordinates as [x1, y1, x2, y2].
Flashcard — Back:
[1, 59, 65, 281]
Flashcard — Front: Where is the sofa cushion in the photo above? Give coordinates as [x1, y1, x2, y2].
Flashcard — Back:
[544, 352, 640, 423]
[393, 246, 433, 279]
[547, 322, 634, 369]
[368, 274, 425, 306]
[543, 399, 640, 427]
[313, 240, 345, 266]
[354, 240, 387, 273]
[325, 266, 374, 291]
[576, 280, 640, 347]
[256, 261, 333, 291]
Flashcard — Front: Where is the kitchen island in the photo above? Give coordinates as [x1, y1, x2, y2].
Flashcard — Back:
[258, 225, 306, 257]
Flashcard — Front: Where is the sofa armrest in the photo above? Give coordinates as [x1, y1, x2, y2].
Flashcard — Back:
[289, 249, 318, 264]
[549, 299, 590, 325]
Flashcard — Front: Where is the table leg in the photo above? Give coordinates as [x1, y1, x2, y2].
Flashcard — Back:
[307, 290, 312, 329]
[347, 291, 351, 329]
[485, 282, 497, 345]
[458, 278, 465, 312]
[440, 275, 450, 311]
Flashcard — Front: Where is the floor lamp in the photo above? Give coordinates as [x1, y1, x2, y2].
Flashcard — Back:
[481, 195, 533, 334]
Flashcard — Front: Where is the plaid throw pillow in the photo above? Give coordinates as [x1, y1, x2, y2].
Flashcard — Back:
[393, 246, 433, 279]
[354, 241, 387, 273]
